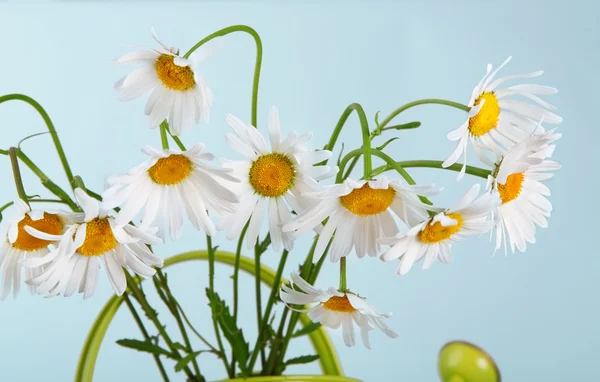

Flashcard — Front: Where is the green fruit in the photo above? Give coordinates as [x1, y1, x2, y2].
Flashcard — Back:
[438, 341, 501, 382]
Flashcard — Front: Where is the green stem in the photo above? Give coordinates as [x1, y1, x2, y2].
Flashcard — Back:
[0, 94, 75, 189]
[160, 122, 170, 150]
[339, 257, 347, 291]
[231, 222, 249, 373]
[122, 294, 170, 382]
[342, 154, 361, 180]
[371, 159, 491, 179]
[248, 250, 290, 373]
[377, 98, 470, 131]
[206, 235, 232, 377]
[8, 148, 29, 206]
[184, 25, 262, 127]
[167, 128, 187, 151]
[254, 242, 266, 370]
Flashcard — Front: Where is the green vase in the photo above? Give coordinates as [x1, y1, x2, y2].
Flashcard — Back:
[438, 341, 501, 382]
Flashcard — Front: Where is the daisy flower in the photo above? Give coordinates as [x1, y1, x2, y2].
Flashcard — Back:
[23, 189, 163, 299]
[442, 56, 562, 179]
[488, 130, 561, 253]
[280, 272, 398, 348]
[282, 176, 440, 263]
[217, 106, 337, 252]
[0, 199, 79, 300]
[114, 28, 216, 135]
[380, 184, 498, 275]
[103, 143, 239, 241]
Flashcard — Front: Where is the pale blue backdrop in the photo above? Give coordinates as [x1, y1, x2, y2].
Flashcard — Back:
[0, 1, 597, 381]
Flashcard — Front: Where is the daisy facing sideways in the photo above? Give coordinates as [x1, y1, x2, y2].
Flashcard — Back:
[217, 106, 337, 252]
[282, 176, 440, 263]
[0, 199, 80, 300]
[443, 56, 562, 179]
[114, 28, 218, 135]
[23, 189, 163, 299]
[103, 143, 239, 241]
[280, 272, 398, 348]
[380, 184, 498, 276]
[488, 130, 561, 253]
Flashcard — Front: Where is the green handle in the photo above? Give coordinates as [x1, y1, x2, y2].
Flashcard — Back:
[74, 250, 344, 382]
[220, 376, 360, 382]
[438, 341, 501, 382]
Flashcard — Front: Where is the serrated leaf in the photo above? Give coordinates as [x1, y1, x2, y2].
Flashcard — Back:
[206, 289, 250, 376]
[174, 351, 202, 372]
[284, 354, 320, 366]
[116, 339, 174, 358]
[292, 322, 321, 338]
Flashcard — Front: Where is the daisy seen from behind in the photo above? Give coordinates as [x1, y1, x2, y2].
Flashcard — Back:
[0, 199, 80, 300]
[488, 129, 561, 253]
[23, 189, 163, 299]
[443, 56, 562, 179]
[114, 28, 217, 135]
[380, 184, 498, 275]
[103, 143, 239, 241]
[282, 176, 440, 263]
[280, 272, 398, 348]
[217, 106, 337, 252]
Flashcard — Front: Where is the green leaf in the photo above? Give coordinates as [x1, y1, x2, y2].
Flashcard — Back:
[206, 289, 250, 376]
[284, 354, 320, 366]
[292, 322, 321, 338]
[336, 142, 345, 166]
[376, 137, 399, 151]
[174, 351, 203, 372]
[116, 339, 174, 358]
[172, 342, 187, 352]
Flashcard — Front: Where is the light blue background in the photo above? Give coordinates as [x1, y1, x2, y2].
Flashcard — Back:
[0, 1, 597, 381]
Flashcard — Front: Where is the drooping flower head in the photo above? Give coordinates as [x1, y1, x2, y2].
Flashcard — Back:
[280, 272, 398, 348]
[283, 176, 440, 263]
[217, 106, 337, 251]
[0, 200, 79, 300]
[380, 184, 498, 275]
[103, 143, 239, 241]
[443, 56, 562, 179]
[114, 28, 217, 135]
[487, 130, 561, 253]
[23, 189, 163, 299]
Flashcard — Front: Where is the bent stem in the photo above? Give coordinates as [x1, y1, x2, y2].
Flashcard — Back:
[0, 94, 75, 189]
[371, 160, 491, 180]
[377, 98, 470, 131]
[8, 147, 29, 206]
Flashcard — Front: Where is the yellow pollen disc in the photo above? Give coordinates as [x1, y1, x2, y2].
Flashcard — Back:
[497, 172, 525, 204]
[249, 153, 295, 197]
[155, 54, 196, 91]
[148, 154, 193, 185]
[468, 92, 501, 137]
[323, 295, 356, 313]
[12, 213, 62, 251]
[77, 218, 117, 257]
[419, 213, 464, 244]
[340, 184, 395, 217]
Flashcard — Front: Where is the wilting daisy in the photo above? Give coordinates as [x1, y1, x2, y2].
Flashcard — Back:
[217, 106, 337, 251]
[0, 200, 79, 300]
[380, 184, 497, 275]
[103, 143, 238, 241]
[23, 189, 163, 299]
[488, 130, 561, 253]
[443, 56, 562, 179]
[114, 28, 216, 135]
[280, 272, 398, 348]
[282, 176, 439, 263]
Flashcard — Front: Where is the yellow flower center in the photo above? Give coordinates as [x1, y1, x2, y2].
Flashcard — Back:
[419, 213, 464, 244]
[497, 172, 525, 204]
[249, 153, 295, 197]
[155, 54, 196, 91]
[468, 92, 500, 137]
[323, 295, 356, 313]
[12, 213, 63, 251]
[148, 154, 193, 185]
[77, 218, 117, 257]
[340, 184, 395, 217]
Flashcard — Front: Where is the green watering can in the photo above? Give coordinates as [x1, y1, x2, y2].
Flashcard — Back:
[438, 341, 501, 382]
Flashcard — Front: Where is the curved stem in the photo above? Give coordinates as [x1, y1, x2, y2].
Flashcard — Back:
[0, 94, 75, 188]
[184, 25, 262, 127]
[74, 251, 344, 382]
[372, 160, 491, 180]
[8, 148, 29, 206]
[231, 222, 249, 373]
[377, 98, 470, 131]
